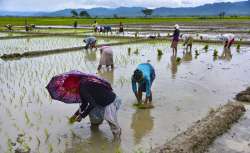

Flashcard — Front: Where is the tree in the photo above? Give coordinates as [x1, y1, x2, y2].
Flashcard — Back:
[73, 21, 78, 28]
[142, 9, 154, 17]
[219, 11, 226, 19]
[79, 10, 90, 18]
[71, 10, 78, 17]
[113, 14, 118, 18]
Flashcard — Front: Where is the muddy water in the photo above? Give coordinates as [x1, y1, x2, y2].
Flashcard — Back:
[0, 32, 26, 37]
[86, 31, 250, 41]
[0, 36, 119, 55]
[0, 41, 250, 153]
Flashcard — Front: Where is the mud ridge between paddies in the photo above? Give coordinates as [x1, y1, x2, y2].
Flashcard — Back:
[150, 102, 246, 153]
[0, 38, 149, 60]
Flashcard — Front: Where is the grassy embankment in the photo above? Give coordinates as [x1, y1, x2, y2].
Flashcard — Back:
[0, 16, 250, 27]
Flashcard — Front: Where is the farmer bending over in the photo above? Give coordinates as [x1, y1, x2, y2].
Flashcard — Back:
[98, 46, 114, 71]
[84, 37, 97, 50]
[132, 63, 155, 105]
[70, 76, 122, 139]
[103, 25, 112, 34]
[182, 34, 193, 52]
[219, 33, 235, 49]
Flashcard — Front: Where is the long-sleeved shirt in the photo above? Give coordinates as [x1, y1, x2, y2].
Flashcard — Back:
[132, 63, 155, 97]
[172, 29, 180, 41]
[219, 34, 235, 42]
[74, 78, 116, 118]
[84, 37, 96, 44]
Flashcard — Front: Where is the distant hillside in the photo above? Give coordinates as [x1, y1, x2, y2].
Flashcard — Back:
[0, 0, 249, 17]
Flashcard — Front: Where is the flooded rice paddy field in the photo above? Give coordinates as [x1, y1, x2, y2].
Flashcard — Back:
[0, 32, 27, 37]
[0, 40, 250, 153]
[83, 31, 250, 41]
[0, 36, 121, 55]
[32, 28, 91, 34]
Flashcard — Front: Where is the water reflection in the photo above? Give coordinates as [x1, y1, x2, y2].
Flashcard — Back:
[219, 47, 232, 61]
[84, 50, 97, 61]
[170, 55, 180, 79]
[98, 70, 114, 85]
[131, 109, 154, 145]
[182, 50, 193, 63]
[64, 129, 120, 153]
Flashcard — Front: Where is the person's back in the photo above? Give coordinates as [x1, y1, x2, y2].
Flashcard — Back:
[80, 79, 116, 107]
[173, 29, 180, 41]
[85, 37, 96, 44]
[131, 63, 155, 105]
[71, 75, 121, 139]
[137, 63, 154, 80]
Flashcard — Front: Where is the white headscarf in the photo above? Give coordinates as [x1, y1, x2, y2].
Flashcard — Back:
[174, 24, 180, 30]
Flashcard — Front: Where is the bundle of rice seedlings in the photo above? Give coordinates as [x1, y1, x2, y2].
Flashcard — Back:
[195, 50, 199, 56]
[213, 49, 218, 56]
[157, 49, 163, 56]
[204, 44, 209, 50]
[176, 57, 181, 63]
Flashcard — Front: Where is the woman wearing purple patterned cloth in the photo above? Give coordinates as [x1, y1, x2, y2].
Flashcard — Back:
[46, 71, 121, 139]
[171, 24, 180, 56]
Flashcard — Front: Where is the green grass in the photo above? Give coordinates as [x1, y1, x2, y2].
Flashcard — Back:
[0, 16, 250, 26]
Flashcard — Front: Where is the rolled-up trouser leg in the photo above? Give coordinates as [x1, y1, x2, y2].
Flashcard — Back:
[104, 97, 122, 137]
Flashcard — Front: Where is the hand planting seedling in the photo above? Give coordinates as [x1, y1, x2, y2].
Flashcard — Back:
[68, 116, 78, 124]
[213, 49, 218, 56]
[157, 49, 163, 56]
[133, 103, 154, 109]
[237, 44, 240, 50]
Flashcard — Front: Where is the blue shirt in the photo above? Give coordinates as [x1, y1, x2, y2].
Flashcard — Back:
[84, 37, 96, 44]
[132, 63, 155, 97]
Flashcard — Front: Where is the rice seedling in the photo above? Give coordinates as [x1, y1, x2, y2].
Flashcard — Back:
[115, 147, 123, 153]
[48, 144, 53, 153]
[195, 49, 199, 56]
[57, 137, 61, 145]
[68, 116, 76, 125]
[157, 49, 163, 56]
[7, 138, 14, 152]
[204, 44, 209, 50]
[44, 128, 50, 141]
[237, 44, 241, 50]
[176, 57, 181, 63]
[24, 111, 30, 124]
[213, 49, 218, 57]
[134, 48, 139, 55]
[134, 148, 145, 153]
[36, 136, 41, 147]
